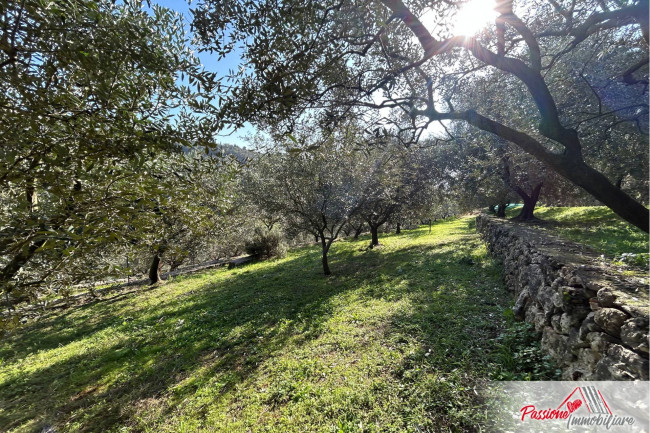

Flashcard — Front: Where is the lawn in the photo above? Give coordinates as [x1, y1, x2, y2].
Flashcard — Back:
[0, 217, 556, 433]
[506, 206, 649, 258]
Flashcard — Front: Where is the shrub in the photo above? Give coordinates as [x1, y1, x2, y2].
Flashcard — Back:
[245, 228, 287, 259]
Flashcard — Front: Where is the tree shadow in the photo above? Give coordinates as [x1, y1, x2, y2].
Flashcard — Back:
[0, 253, 352, 432]
[0, 218, 503, 432]
[369, 239, 510, 431]
[0, 279, 187, 363]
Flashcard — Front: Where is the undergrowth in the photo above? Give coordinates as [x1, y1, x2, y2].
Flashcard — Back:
[488, 309, 561, 381]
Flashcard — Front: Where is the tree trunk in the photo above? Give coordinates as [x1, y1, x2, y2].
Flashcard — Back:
[169, 255, 184, 272]
[370, 224, 379, 247]
[496, 202, 507, 218]
[488, 204, 496, 214]
[149, 254, 163, 285]
[395, 222, 401, 234]
[0, 237, 46, 294]
[314, 235, 319, 243]
[429, 219, 432, 233]
[570, 161, 649, 233]
[320, 236, 331, 275]
[513, 183, 543, 221]
[353, 225, 363, 239]
[462, 110, 649, 232]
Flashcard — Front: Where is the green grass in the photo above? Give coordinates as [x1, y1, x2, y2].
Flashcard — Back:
[0, 218, 555, 433]
[505, 206, 648, 258]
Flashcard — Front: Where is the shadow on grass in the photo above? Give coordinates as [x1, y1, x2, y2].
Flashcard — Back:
[373, 240, 509, 431]
[503, 206, 648, 256]
[0, 283, 167, 362]
[304, 219, 510, 432]
[0, 252, 354, 432]
[0, 218, 507, 432]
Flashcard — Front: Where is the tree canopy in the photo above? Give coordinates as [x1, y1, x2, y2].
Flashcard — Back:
[192, 0, 649, 232]
[0, 0, 224, 296]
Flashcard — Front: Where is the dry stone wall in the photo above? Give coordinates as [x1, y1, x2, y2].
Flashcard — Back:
[476, 214, 649, 380]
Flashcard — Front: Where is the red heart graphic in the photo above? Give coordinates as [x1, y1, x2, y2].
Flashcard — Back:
[567, 399, 582, 413]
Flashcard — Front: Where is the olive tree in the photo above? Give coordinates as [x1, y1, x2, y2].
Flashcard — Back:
[356, 142, 441, 245]
[137, 152, 239, 285]
[1, 0, 220, 298]
[193, 0, 649, 232]
[244, 132, 365, 275]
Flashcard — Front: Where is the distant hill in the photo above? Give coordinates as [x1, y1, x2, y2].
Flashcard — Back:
[215, 143, 258, 163]
[179, 143, 259, 164]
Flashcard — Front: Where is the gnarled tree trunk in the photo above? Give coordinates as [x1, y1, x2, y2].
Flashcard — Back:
[513, 183, 543, 221]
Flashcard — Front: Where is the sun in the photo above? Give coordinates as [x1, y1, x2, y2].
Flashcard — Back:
[452, 0, 498, 36]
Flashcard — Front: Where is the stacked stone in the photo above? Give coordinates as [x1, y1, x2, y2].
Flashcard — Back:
[476, 214, 649, 381]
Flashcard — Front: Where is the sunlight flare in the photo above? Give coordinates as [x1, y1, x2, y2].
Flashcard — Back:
[452, 0, 498, 36]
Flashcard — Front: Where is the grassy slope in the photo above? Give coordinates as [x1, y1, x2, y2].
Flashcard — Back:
[506, 206, 648, 257]
[0, 218, 553, 433]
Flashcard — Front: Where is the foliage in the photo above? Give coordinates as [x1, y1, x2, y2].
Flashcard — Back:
[0, 0, 224, 296]
[617, 252, 650, 268]
[355, 141, 444, 244]
[135, 151, 240, 280]
[0, 217, 533, 432]
[242, 127, 368, 274]
[447, 31, 647, 214]
[242, 123, 449, 256]
[245, 227, 288, 259]
[489, 309, 561, 381]
[192, 0, 649, 231]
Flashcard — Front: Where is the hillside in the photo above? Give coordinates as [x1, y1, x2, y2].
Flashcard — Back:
[0, 217, 556, 433]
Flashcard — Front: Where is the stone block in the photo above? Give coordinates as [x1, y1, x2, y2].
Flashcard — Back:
[587, 332, 614, 354]
[594, 344, 649, 380]
[596, 288, 616, 308]
[578, 312, 602, 341]
[513, 288, 529, 321]
[542, 326, 570, 364]
[551, 314, 562, 333]
[620, 316, 649, 355]
[594, 308, 629, 338]
[560, 312, 581, 335]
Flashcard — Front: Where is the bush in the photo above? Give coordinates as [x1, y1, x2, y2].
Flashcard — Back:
[245, 228, 287, 259]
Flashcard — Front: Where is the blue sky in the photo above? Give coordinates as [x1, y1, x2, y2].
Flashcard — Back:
[154, 0, 256, 147]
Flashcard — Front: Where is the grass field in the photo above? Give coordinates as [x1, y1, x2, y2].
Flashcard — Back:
[506, 206, 648, 258]
[0, 217, 558, 433]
